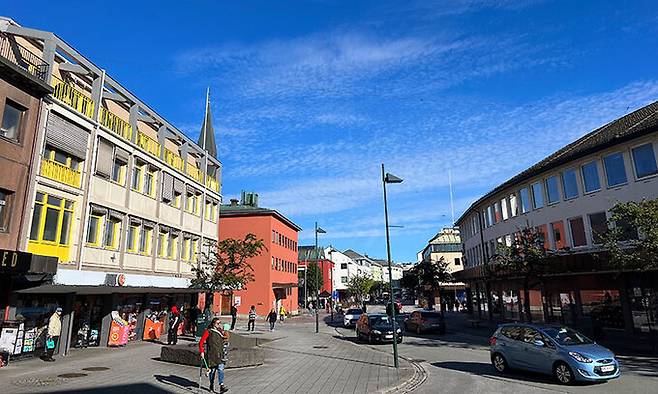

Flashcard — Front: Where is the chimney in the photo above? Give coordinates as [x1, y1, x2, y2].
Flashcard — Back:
[230, 198, 239, 206]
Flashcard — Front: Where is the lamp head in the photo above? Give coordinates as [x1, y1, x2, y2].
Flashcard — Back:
[384, 173, 403, 184]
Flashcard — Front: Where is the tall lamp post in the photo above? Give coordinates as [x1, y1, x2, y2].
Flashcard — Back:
[315, 222, 326, 333]
[382, 163, 403, 368]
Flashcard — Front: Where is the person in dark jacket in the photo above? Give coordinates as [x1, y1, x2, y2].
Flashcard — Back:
[199, 318, 228, 393]
[230, 304, 238, 330]
[167, 306, 181, 345]
[267, 308, 278, 331]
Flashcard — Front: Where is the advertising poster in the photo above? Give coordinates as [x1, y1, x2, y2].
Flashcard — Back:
[22, 328, 37, 353]
[107, 311, 129, 346]
[143, 319, 164, 340]
[0, 328, 18, 353]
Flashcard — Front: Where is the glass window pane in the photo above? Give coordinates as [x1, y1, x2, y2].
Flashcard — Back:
[509, 193, 518, 217]
[139, 227, 147, 252]
[581, 161, 601, 192]
[531, 182, 544, 208]
[43, 207, 60, 241]
[53, 150, 68, 166]
[47, 196, 62, 206]
[29, 204, 42, 240]
[86, 216, 98, 243]
[487, 206, 494, 226]
[631, 143, 658, 178]
[131, 167, 141, 190]
[493, 202, 501, 223]
[588, 212, 608, 244]
[1, 101, 22, 140]
[519, 187, 531, 213]
[501, 198, 509, 220]
[104, 220, 115, 247]
[603, 152, 627, 186]
[569, 217, 587, 247]
[562, 169, 579, 199]
[59, 211, 71, 245]
[545, 176, 560, 204]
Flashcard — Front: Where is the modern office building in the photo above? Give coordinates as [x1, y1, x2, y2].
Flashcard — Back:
[0, 18, 221, 357]
[418, 227, 465, 308]
[455, 101, 658, 338]
[219, 193, 300, 317]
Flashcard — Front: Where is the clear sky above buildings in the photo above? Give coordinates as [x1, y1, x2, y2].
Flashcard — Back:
[6, 0, 658, 262]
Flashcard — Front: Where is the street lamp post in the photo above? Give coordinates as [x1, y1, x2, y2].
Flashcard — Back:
[382, 163, 403, 368]
[315, 222, 326, 333]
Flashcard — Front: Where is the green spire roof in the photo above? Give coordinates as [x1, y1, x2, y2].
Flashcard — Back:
[198, 88, 218, 158]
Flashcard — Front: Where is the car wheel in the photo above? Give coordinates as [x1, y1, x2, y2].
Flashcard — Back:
[554, 362, 575, 385]
[492, 353, 508, 374]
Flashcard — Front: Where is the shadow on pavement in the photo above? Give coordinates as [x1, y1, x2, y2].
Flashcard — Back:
[40, 383, 169, 393]
[154, 374, 200, 391]
[617, 355, 658, 378]
[262, 341, 394, 368]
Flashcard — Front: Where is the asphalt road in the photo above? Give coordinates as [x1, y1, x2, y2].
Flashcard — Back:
[335, 306, 658, 394]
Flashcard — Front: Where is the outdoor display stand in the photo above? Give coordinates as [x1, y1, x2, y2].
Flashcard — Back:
[143, 311, 166, 341]
[107, 312, 129, 347]
[0, 321, 45, 362]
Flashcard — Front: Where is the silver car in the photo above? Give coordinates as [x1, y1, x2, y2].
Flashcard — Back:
[343, 308, 363, 328]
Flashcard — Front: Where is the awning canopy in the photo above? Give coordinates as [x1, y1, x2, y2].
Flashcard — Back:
[16, 284, 204, 295]
[272, 282, 297, 289]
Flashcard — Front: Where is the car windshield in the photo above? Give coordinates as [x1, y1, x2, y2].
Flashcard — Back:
[370, 316, 392, 325]
[542, 327, 593, 346]
[346, 309, 362, 315]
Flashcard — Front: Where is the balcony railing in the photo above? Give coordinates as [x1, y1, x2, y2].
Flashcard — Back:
[164, 148, 184, 172]
[51, 77, 95, 119]
[0, 33, 48, 82]
[186, 162, 203, 183]
[206, 176, 220, 193]
[100, 107, 132, 141]
[137, 131, 161, 158]
[40, 158, 81, 188]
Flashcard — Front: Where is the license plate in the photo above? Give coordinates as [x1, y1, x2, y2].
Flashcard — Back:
[601, 365, 614, 372]
[384, 335, 393, 339]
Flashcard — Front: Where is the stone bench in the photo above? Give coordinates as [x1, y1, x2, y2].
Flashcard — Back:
[160, 333, 264, 369]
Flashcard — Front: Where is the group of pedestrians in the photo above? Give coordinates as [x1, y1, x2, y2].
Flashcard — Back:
[244, 305, 287, 332]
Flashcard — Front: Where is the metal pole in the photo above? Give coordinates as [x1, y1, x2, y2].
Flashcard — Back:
[315, 221, 319, 333]
[382, 164, 399, 368]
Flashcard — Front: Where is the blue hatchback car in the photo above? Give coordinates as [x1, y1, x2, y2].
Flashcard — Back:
[489, 323, 620, 384]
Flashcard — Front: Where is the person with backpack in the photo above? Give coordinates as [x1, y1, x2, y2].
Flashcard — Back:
[199, 318, 229, 393]
[247, 306, 256, 331]
[267, 308, 278, 331]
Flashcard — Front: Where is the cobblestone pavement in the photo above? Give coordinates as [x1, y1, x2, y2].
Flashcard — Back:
[0, 314, 414, 394]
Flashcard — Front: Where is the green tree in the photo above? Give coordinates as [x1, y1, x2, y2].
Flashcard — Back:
[601, 199, 658, 271]
[190, 234, 266, 292]
[346, 273, 374, 303]
[414, 257, 452, 309]
[305, 261, 324, 298]
[494, 226, 551, 322]
[369, 281, 390, 299]
[400, 270, 419, 300]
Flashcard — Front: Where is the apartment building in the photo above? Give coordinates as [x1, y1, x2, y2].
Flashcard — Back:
[0, 18, 221, 357]
[455, 101, 658, 338]
[418, 227, 465, 309]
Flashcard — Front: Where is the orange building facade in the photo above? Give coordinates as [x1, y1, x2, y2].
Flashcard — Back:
[218, 197, 301, 316]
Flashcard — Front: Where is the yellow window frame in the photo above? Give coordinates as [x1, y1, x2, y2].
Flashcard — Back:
[111, 159, 127, 186]
[126, 225, 138, 252]
[157, 231, 168, 257]
[139, 227, 153, 255]
[191, 239, 198, 262]
[169, 235, 178, 259]
[173, 193, 181, 208]
[29, 193, 74, 246]
[131, 163, 144, 192]
[86, 214, 103, 246]
[144, 168, 156, 197]
[182, 238, 190, 261]
[103, 218, 121, 250]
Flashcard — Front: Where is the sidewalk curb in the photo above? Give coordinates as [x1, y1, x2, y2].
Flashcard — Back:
[332, 326, 428, 393]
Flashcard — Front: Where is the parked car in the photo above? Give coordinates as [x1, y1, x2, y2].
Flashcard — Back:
[356, 313, 403, 344]
[343, 308, 363, 328]
[404, 310, 446, 335]
[489, 323, 620, 385]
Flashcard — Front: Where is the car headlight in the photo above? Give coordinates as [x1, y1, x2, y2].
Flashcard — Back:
[372, 330, 381, 334]
[569, 352, 593, 363]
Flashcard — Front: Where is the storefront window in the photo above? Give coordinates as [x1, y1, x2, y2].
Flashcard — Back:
[629, 287, 657, 333]
[580, 290, 624, 329]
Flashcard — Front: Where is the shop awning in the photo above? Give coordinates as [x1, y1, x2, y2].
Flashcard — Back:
[16, 284, 205, 295]
[272, 282, 297, 289]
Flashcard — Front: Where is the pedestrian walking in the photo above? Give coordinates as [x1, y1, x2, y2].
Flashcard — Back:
[267, 308, 277, 331]
[279, 305, 286, 322]
[168, 306, 181, 345]
[230, 304, 238, 330]
[247, 305, 256, 331]
[189, 304, 200, 336]
[42, 307, 62, 362]
[199, 318, 229, 393]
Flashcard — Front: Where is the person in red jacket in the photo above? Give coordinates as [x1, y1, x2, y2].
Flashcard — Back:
[199, 318, 228, 393]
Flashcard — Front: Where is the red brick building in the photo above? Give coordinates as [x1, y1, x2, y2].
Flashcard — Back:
[218, 193, 301, 316]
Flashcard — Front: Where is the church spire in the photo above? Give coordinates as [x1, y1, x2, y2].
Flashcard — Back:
[197, 87, 217, 158]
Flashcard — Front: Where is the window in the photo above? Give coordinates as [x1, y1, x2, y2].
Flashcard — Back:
[500, 198, 509, 221]
[112, 158, 127, 185]
[562, 169, 579, 199]
[144, 168, 155, 197]
[603, 152, 627, 187]
[631, 143, 658, 178]
[509, 193, 519, 217]
[531, 182, 544, 209]
[341, 276, 348, 284]
[103, 218, 121, 249]
[454, 257, 461, 266]
[158, 230, 168, 257]
[341, 263, 347, 269]
[169, 234, 178, 259]
[173, 192, 182, 208]
[126, 224, 138, 252]
[545, 176, 560, 204]
[581, 161, 601, 193]
[493, 202, 502, 223]
[550, 221, 566, 249]
[86, 215, 102, 246]
[45, 146, 80, 171]
[191, 239, 198, 262]
[519, 187, 531, 213]
[0, 189, 11, 232]
[1, 100, 24, 141]
[486, 206, 494, 226]
[139, 226, 153, 255]
[182, 237, 191, 261]
[536, 225, 549, 250]
[29, 193, 74, 249]
[186, 193, 199, 215]
[131, 162, 143, 191]
[588, 212, 608, 245]
[568, 217, 587, 247]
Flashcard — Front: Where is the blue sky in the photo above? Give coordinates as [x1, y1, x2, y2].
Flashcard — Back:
[6, 0, 658, 262]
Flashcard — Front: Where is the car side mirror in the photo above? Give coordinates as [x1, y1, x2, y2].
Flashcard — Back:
[533, 340, 545, 347]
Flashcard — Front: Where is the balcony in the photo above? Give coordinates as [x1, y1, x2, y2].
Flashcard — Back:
[206, 176, 220, 193]
[0, 33, 48, 83]
[52, 76, 95, 119]
[137, 131, 161, 158]
[164, 148, 184, 172]
[186, 162, 203, 183]
[40, 158, 81, 188]
[100, 107, 132, 141]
